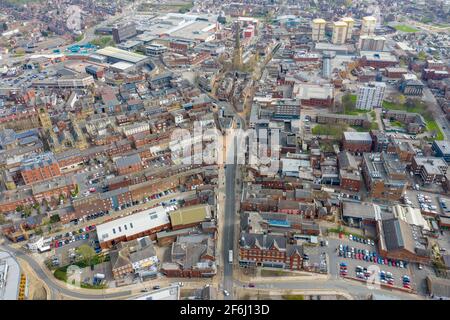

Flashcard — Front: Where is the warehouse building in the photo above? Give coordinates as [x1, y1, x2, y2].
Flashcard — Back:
[96, 206, 171, 249]
[96, 46, 149, 66]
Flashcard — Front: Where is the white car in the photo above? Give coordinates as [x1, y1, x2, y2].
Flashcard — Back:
[223, 290, 230, 296]
[349, 234, 353, 241]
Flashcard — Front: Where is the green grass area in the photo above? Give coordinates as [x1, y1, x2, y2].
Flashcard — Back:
[340, 94, 367, 115]
[52, 254, 109, 284]
[394, 25, 419, 33]
[391, 120, 405, 128]
[382, 100, 429, 118]
[382, 100, 444, 140]
[90, 36, 114, 48]
[327, 227, 366, 239]
[426, 120, 445, 141]
[343, 108, 370, 116]
[312, 124, 347, 138]
[81, 283, 107, 289]
[350, 120, 378, 132]
[74, 34, 84, 42]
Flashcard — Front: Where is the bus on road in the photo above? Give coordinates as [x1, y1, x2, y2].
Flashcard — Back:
[228, 250, 233, 264]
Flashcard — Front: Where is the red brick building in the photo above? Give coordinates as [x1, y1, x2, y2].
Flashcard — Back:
[115, 153, 143, 175]
[20, 152, 61, 185]
[342, 132, 373, 153]
[96, 206, 171, 249]
[238, 233, 303, 270]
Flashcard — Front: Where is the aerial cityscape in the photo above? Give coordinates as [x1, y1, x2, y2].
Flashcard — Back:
[0, 0, 450, 303]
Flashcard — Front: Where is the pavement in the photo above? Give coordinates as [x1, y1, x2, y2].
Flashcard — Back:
[238, 278, 422, 300]
[422, 86, 450, 141]
[0, 243, 132, 300]
[222, 162, 237, 300]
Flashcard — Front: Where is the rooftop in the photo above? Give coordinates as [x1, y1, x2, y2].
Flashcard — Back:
[96, 206, 170, 243]
[343, 131, 372, 142]
[342, 201, 381, 220]
[96, 46, 148, 64]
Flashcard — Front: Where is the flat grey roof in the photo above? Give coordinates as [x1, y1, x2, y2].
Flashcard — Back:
[0, 251, 20, 300]
[343, 131, 372, 141]
[96, 46, 148, 64]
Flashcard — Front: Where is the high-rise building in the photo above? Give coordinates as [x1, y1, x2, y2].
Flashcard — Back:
[359, 35, 386, 51]
[112, 23, 137, 44]
[361, 16, 377, 37]
[341, 17, 355, 41]
[322, 51, 336, 79]
[311, 18, 326, 42]
[356, 82, 386, 110]
[332, 21, 348, 45]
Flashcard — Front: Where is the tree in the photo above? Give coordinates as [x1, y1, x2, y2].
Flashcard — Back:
[342, 93, 356, 111]
[393, 93, 406, 106]
[49, 214, 60, 224]
[76, 245, 96, 268]
[417, 51, 427, 61]
[23, 206, 32, 218]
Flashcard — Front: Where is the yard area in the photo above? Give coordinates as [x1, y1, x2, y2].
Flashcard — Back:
[312, 124, 347, 138]
[382, 100, 444, 140]
[394, 25, 419, 33]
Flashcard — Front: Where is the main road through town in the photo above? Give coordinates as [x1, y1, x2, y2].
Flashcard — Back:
[0, 243, 132, 300]
[222, 162, 237, 299]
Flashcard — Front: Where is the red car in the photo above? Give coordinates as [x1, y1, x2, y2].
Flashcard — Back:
[54, 241, 59, 248]
[403, 283, 411, 289]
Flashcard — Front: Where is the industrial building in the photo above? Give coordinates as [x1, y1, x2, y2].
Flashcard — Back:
[95, 46, 149, 66]
[112, 23, 137, 44]
[96, 206, 171, 249]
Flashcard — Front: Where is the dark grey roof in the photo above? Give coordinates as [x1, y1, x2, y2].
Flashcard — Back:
[338, 151, 358, 171]
[115, 153, 141, 168]
[239, 233, 287, 251]
[382, 218, 415, 252]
